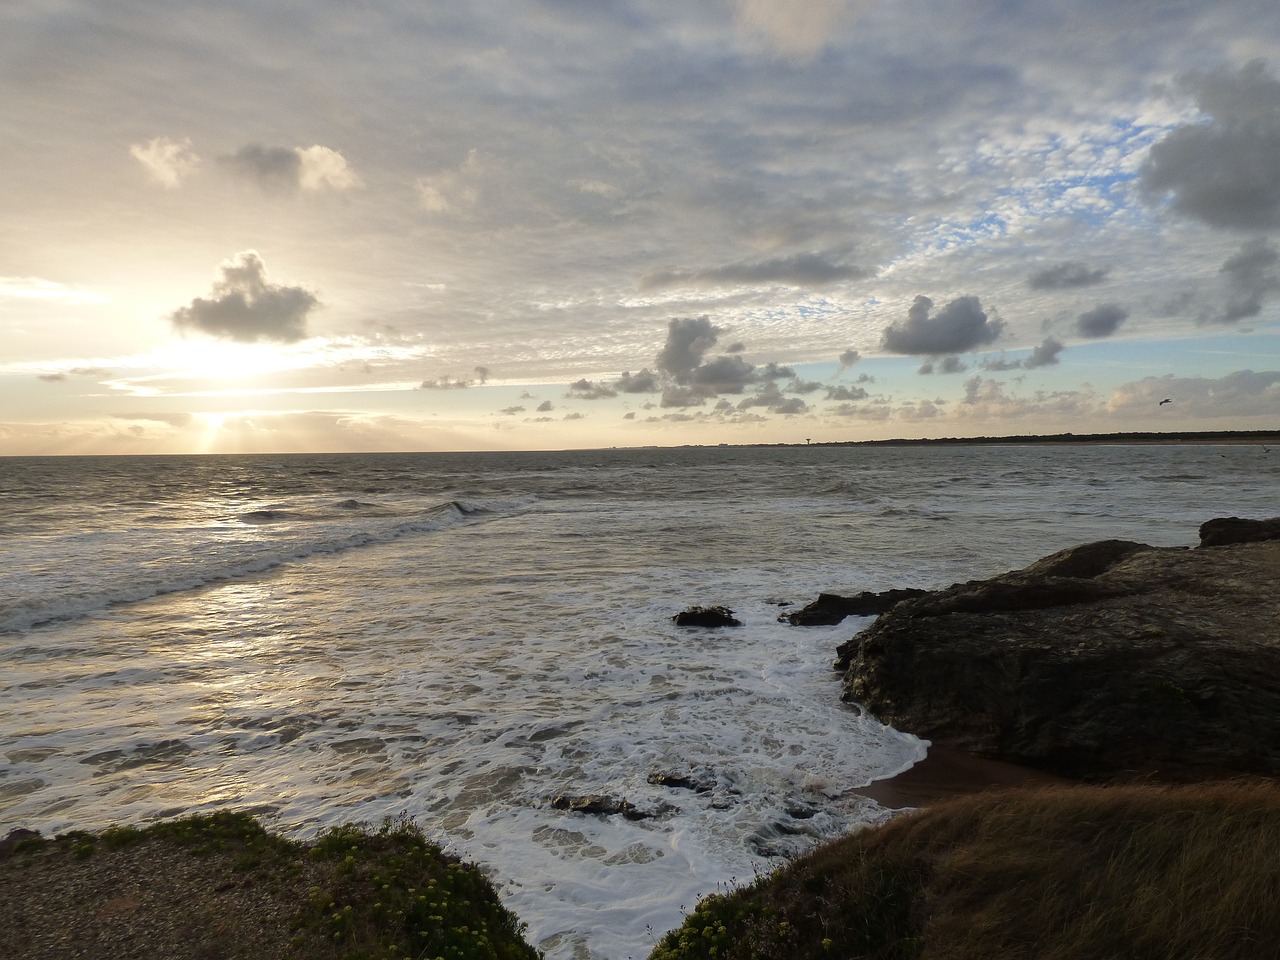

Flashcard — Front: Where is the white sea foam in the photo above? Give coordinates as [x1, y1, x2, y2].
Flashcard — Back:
[2, 445, 1276, 958]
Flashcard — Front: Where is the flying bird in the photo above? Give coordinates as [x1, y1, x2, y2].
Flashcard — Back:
[1158, 398, 1173, 405]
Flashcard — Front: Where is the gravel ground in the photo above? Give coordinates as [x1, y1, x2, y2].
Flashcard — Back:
[0, 832, 333, 960]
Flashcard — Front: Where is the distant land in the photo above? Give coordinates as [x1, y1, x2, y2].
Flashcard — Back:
[794, 429, 1280, 448]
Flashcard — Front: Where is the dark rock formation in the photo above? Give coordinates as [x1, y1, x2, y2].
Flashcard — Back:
[838, 526, 1280, 782]
[673, 605, 742, 627]
[647, 772, 714, 793]
[1199, 516, 1280, 546]
[550, 794, 673, 820]
[782, 588, 929, 625]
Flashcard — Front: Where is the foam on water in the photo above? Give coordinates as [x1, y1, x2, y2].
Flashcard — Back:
[2, 445, 1276, 959]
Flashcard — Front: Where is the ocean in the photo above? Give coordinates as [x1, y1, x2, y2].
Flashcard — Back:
[2, 443, 1276, 959]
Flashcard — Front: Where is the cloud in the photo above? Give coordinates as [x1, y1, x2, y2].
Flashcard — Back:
[688, 354, 756, 393]
[418, 376, 471, 389]
[1106, 370, 1280, 417]
[732, 0, 872, 60]
[788, 378, 824, 394]
[169, 250, 319, 343]
[415, 149, 482, 213]
[1140, 60, 1280, 230]
[536, 400, 554, 412]
[1077, 303, 1129, 338]
[38, 367, 110, 382]
[1028, 262, 1109, 290]
[499, 405, 526, 416]
[1219, 237, 1280, 323]
[660, 385, 707, 408]
[656, 316, 724, 381]
[737, 381, 809, 414]
[473, 366, 490, 383]
[130, 136, 199, 188]
[1024, 336, 1065, 368]
[837, 348, 861, 371]
[882, 295, 1003, 356]
[640, 252, 870, 290]
[755, 361, 796, 380]
[296, 145, 362, 191]
[219, 144, 360, 195]
[567, 378, 618, 399]
[614, 369, 661, 393]
[825, 384, 869, 401]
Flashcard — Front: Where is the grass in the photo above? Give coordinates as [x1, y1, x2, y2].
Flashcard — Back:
[648, 780, 1280, 960]
[3, 811, 541, 960]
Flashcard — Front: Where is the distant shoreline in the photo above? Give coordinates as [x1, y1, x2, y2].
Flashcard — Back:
[807, 429, 1280, 447]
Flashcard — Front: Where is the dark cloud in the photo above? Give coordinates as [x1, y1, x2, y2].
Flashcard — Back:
[737, 382, 809, 415]
[825, 384, 869, 401]
[169, 250, 318, 343]
[499, 405, 526, 416]
[567, 378, 618, 399]
[882, 295, 1003, 356]
[1024, 336, 1065, 368]
[418, 376, 471, 389]
[640, 253, 870, 290]
[1028, 262, 1110, 290]
[656, 316, 724, 381]
[536, 400, 554, 412]
[615, 369, 661, 393]
[1077, 303, 1129, 338]
[837, 348, 861, 371]
[660, 385, 707, 408]
[755, 361, 796, 380]
[1140, 60, 1280, 230]
[688, 355, 755, 394]
[218, 144, 302, 195]
[788, 378, 824, 394]
[980, 356, 1023, 372]
[919, 355, 967, 374]
[474, 366, 490, 383]
[1219, 237, 1280, 322]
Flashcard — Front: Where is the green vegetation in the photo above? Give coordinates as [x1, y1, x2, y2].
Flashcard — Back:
[649, 781, 1280, 960]
[4, 811, 540, 960]
[303, 815, 539, 960]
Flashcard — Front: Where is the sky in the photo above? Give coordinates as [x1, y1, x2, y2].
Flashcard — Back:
[3, 0, 1280, 455]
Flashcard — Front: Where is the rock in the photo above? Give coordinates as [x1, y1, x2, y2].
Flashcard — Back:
[1199, 516, 1280, 546]
[673, 605, 742, 627]
[550, 794, 673, 820]
[782, 588, 929, 625]
[647, 772, 713, 793]
[0, 828, 40, 856]
[838, 534, 1280, 782]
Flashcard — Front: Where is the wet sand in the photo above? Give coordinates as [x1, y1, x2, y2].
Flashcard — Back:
[852, 745, 1071, 809]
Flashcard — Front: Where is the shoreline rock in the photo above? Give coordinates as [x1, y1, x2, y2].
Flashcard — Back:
[837, 518, 1280, 783]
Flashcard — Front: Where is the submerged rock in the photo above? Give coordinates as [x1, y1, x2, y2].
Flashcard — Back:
[838, 522, 1280, 782]
[550, 794, 673, 820]
[672, 605, 742, 627]
[782, 588, 929, 625]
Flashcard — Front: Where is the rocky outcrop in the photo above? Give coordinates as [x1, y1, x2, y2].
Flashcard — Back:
[781, 588, 928, 625]
[673, 605, 742, 627]
[838, 524, 1280, 782]
[1199, 515, 1280, 546]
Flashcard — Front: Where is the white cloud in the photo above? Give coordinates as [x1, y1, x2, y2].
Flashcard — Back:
[130, 136, 199, 188]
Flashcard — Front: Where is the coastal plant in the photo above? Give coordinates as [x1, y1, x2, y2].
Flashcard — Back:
[648, 780, 1280, 960]
[302, 815, 541, 960]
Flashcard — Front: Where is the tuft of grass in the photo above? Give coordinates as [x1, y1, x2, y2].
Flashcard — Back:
[4, 811, 540, 960]
[302, 814, 541, 960]
[649, 780, 1280, 960]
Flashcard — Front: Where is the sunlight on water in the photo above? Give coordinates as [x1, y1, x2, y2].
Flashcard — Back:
[2, 444, 1277, 958]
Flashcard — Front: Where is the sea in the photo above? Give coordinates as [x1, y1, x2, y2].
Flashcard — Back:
[2, 442, 1276, 959]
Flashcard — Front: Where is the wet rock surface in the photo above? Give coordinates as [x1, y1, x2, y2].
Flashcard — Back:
[838, 521, 1280, 782]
